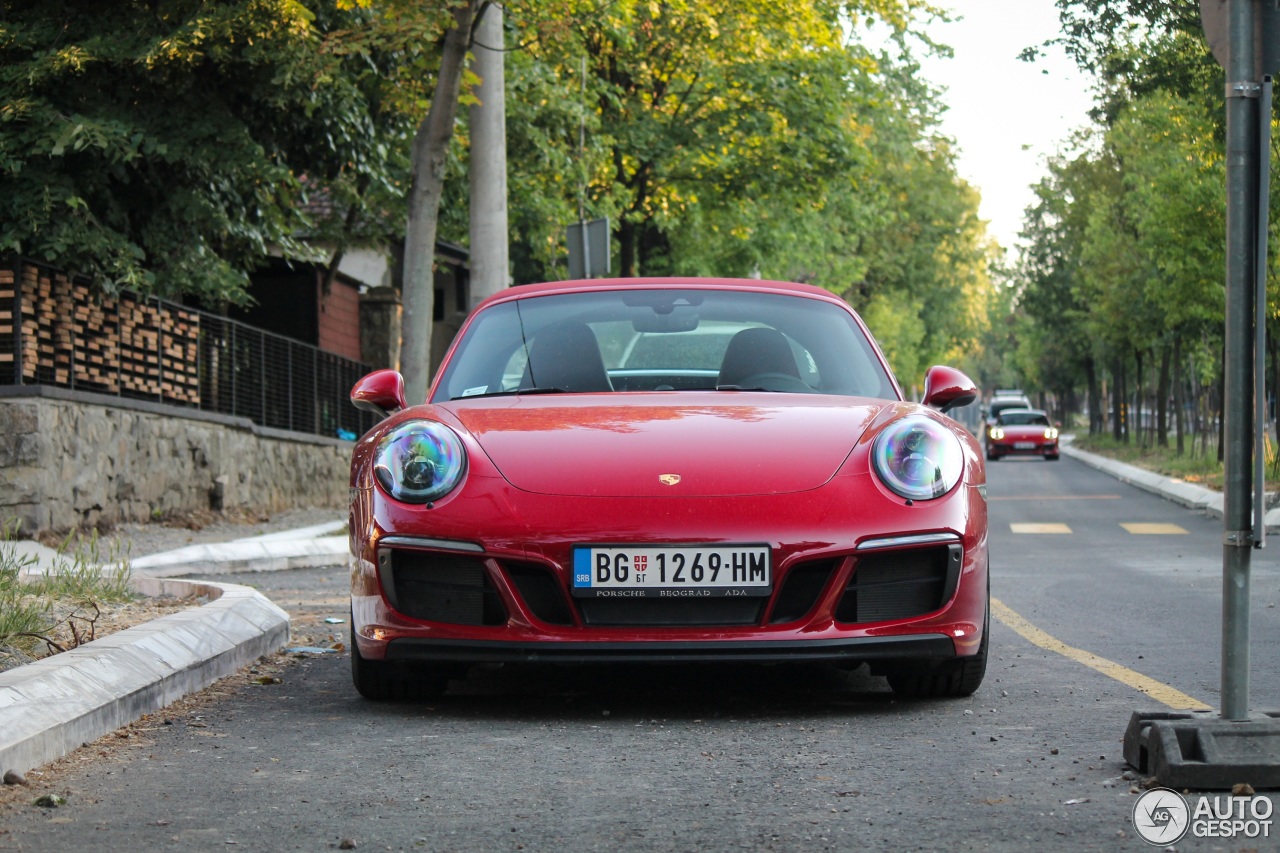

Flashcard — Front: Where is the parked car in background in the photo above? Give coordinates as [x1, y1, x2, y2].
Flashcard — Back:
[985, 408, 1060, 461]
[983, 391, 1031, 438]
[985, 392, 1032, 426]
[346, 277, 990, 702]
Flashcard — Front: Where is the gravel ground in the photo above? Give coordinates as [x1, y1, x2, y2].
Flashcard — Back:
[1, 506, 346, 675]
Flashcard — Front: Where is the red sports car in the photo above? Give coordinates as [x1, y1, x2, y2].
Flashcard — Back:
[347, 278, 990, 700]
[984, 408, 1060, 461]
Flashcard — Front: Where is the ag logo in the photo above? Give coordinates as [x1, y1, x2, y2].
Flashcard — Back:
[659, 474, 681, 486]
[1133, 787, 1190, 845]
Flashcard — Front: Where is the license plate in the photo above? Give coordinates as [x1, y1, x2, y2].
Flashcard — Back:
[1014, 442, 1036, 450]
[571, 544, 771, 598]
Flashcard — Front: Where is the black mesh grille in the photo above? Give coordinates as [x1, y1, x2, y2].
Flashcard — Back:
[768, 561, 838, 624]
[835, 544, 962, 624]
[506, 562, 574, 625]
[382, 549, 507, 626]
[578, 598, 764, 627]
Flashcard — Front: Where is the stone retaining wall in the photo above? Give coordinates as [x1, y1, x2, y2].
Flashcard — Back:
[0, 387, 352, 534]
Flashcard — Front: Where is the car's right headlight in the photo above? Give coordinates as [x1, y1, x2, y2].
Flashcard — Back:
[372, 420, 467, 503]
[872, 416, 964, 501]
[989, 427, 1005, 440]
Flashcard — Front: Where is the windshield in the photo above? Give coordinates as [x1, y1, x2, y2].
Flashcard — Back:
[431, 288, 898, 401]
[989, 398, 1030, 418]
[998, 411, 1050, 427]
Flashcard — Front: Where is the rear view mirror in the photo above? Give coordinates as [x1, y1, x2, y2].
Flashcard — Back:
[632, 309, 700, 333]
[351, 369, 407, 418]
[922, 365, 978, 413]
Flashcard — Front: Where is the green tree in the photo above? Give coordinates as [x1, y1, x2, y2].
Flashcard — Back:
[0, 0, 407, 305]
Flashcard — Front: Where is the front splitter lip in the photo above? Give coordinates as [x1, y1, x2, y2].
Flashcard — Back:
[383, 633, 956, 665]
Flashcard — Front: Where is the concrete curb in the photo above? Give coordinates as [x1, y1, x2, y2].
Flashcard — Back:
[129, 535, 348, 578]
[0, 575, 290, 779]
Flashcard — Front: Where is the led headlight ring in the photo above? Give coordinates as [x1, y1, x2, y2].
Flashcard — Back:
[872, 416, 964, 501]
[372, 420, 467, 503]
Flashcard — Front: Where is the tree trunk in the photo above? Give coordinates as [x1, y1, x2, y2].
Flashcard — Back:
[618, 218, 637, 277]
[1216, 365, 1225, 463]
[1134, 349, 1144, 447]
[1087, 357, 1103, 436]
[1157, 341, 1170, 448]
[1112, 358, 1125, 442]
[468, 1, 509, 309]
[1174, 334, 1185, 455]
[400, 0, 479, 404]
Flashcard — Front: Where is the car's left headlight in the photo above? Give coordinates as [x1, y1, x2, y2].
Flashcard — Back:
[1045, 427, 1059, 440]
[372, 420, 467, 503]
[872, 416, 964, 501]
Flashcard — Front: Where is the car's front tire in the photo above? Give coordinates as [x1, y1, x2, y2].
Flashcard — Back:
[885, 602, 989, 699]
[350, 623, 448, 701]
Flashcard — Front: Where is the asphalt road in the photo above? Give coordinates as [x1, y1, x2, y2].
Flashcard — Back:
[0, 455, 1276, 852]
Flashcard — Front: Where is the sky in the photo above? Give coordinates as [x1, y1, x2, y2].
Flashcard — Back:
[916, 1, 1099, 254]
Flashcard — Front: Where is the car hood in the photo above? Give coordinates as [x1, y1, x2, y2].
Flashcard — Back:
[442, 393, 891, 497]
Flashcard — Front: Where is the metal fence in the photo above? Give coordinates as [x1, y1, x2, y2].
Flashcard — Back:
[1, 258, 377, 440]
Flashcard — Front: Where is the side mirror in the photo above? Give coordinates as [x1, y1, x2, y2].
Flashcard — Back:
[351, 369, 407, 419]
[922, 365, 978, 414]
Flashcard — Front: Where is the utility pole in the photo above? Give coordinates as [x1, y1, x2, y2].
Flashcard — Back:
[469, 2, 509, 309]
[1219, 0, 1262, 722]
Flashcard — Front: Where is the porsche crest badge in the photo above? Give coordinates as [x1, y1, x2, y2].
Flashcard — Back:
[659, 474, 681, 486]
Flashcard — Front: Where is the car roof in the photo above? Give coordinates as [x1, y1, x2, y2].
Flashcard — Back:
[473, 277, 850, 310]
[997, 408, 1047, 417]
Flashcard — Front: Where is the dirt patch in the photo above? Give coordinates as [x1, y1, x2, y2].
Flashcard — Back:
[0, 594, 198, 676]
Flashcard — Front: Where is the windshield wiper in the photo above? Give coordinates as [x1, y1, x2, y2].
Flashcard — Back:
[450, 387, 568, 401]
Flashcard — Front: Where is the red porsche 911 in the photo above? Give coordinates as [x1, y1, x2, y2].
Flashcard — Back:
[347, 278, 990, 700]
[984, 408, 1060, 461]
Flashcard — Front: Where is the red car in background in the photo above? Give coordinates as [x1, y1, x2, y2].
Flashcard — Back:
[347, 278, 990, 701]
[985, 408, 1060, 461]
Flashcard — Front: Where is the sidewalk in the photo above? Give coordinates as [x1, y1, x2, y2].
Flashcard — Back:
[0, 517, 346, 780]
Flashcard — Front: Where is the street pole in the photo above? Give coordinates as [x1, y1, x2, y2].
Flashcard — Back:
[469, 2, 509, 308]
[1221, 0, 1260, 722]
[1122, 2, 1280, 785]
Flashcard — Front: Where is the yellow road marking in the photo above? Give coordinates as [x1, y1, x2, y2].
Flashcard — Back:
[1010, 523, 1073, 534]
[991, 597, 1211, 711]
[1121, 523, 1188, 535]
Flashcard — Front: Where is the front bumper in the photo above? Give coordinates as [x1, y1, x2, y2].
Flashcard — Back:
[988, 440, 1058, 457]
[384, 634, 956, 664]
[349, 475, 989, 665]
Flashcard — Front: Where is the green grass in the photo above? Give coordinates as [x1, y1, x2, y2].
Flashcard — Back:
[0, 522, 134, 666]
[1069, 433, 1280, 494]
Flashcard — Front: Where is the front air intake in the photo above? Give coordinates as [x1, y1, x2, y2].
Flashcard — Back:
[835, 544, 961, 624]
[379, 549, 507, 626]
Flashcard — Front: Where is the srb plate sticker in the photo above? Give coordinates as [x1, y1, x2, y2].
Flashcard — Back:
[572, 544, 771, 598]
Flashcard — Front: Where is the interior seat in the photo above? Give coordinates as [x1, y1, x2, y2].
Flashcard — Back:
[717, 327, 800, 388]
[522, 321, 613, 393]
